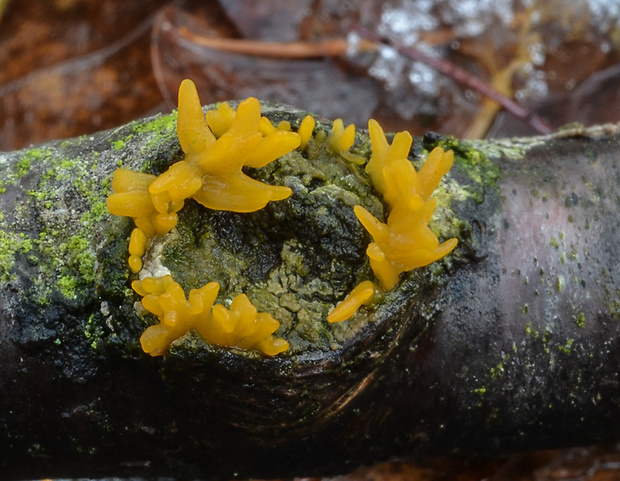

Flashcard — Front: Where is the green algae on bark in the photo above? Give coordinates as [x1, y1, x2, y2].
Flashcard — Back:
[0, 111, 182, 372]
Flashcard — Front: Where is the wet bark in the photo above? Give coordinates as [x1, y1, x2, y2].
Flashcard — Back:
[0, 105, 619, 480]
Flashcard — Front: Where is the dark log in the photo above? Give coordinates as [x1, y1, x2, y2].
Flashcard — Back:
[0, 103, 619, 480]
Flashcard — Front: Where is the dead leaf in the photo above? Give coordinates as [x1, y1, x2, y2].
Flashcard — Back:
[0, 0, 170, 150]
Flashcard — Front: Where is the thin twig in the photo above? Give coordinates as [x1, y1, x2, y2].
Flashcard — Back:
[352, 25, 553, 135]
[177, 27, 375, 59]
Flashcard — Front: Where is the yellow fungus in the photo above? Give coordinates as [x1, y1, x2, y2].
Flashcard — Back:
[298, 115, 315, 150]
[327, 119, 354, 152]
[328, 280, 378, 323]
[133, 276, 288, 357]
[418, 146, 455, 200]
[108, 80, 299, 230]
[207, 294, 289, 355]
[128, 228, 149, 274]
[365, 120, 413, 204]
[148, 160, 203, 212]
[177, 79, 216, 154]
[107, 79, 303, 356]
[131, 274, 174, 297]
[163, 85, 297, 213]
[242, 130, 301, 169]
[128, 255, 142, 275]
[258, 116, 278, 136]
[330, 121, 458, 322]
[193, 173, 292, 213]
[326, 118, 365, 165]
[353, 141, 458, 291]
[106, 169, 178, 237]
[109, 167, 155, 193]
[205, 101, 235, 138]
[277, 120, 291, 131]
[107, 78, 458, 353]
[133, 276, 220, 356]
[257, 117, 292, 136]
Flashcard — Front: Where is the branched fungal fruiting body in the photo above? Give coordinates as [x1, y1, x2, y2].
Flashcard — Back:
[133, 276, 289, 356]
[133, 276, 220, 356]
[106, 79, 456, 356]
[328, 121, 457, 323]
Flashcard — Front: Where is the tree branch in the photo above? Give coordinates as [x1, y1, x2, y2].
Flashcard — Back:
[0, 104, 618, 479]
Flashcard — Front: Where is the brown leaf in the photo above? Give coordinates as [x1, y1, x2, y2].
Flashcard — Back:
[0, 0, 170, 150]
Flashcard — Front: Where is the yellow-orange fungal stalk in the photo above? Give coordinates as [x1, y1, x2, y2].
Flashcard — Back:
[205, 101, 235, 138]
[298, 115, 315, 150]
[257, 117, 292, 136]
[174, 82, 297, 213]
[327, 119, 355, 153]
[128, 228, 149, 274]
[258, 116, 278, 136]
[208, 294, 289, 356]
[277, 120, 291, 131]
[193, 174, 292, 213]
[327, 280, 378, 323]
[148, 160, 203, 211]
[365, 120, 413, 203]
[177, 79, 216, 154]
[418, 146, 455, 201]
[358, 133, 457, 291]
[327, 118, 366, 165]
[131, 81, 298, 223]
[243, 130, 301, 169]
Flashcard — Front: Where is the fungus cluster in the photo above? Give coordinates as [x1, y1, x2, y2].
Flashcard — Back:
[107, 78, 456, 357]
[133, 276, 288, 357]
[327, 121, 457, 323]
[107, 79, 298, 356]
[108, 79, 300, 272]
